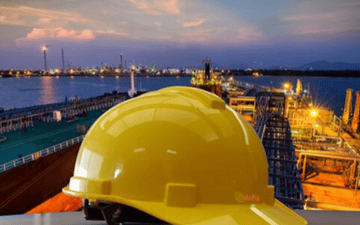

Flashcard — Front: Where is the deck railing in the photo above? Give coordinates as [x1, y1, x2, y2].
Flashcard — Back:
[0, 135, 84, 173]
[0, 121, 34, 134]
[0, 95, 127, 134]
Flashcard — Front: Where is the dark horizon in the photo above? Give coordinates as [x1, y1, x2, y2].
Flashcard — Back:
[1, 60, 360, 71]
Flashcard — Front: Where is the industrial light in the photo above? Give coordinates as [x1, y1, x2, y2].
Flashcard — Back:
[42, 46, 47, 51]
[283, 83, 290, 89]
[310, 109, 318, 117]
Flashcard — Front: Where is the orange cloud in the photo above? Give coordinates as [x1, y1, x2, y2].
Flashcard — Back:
[77, 30, 94, 40]
[19, 28, 95, 41]
[154, 21, 162, 26]
[26, 28, 47, 39]
[56, 29, 77, 38]
[127, 0, 180, 15]
[158, 0, 180, 15]
[0, 14, 26, 26]
[0, 6, 98, 27]
[37, 17, 53, 25]
[96, 29, 129, 36]
[182, 18, 205, 27]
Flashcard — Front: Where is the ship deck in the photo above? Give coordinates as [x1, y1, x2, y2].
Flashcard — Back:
[0, 109, 104, 165]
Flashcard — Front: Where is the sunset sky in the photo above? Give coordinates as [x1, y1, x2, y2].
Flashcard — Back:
[0, 0, 359, 69]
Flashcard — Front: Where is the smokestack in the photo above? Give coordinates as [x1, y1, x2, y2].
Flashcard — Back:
[205, 62, 210, 80]
[43, 45, 48, 71]
[62, 48, 65, 73]
[120, 53, 123, 69]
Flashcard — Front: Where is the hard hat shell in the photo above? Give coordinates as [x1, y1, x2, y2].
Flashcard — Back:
[63, 86, 307, 225]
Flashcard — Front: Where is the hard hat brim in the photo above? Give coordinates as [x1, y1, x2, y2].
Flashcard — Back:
[63, 186, 307, 225]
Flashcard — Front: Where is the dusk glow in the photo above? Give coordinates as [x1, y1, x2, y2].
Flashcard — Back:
[0, 0, 359, 69]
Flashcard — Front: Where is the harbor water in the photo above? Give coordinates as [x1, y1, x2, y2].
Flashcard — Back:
[1, 75, 360, 116]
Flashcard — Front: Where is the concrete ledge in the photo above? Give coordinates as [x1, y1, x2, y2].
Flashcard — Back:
[1, 210, 360, 225]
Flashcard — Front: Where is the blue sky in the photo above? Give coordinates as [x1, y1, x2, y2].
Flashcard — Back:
[0, 0, 359, 69]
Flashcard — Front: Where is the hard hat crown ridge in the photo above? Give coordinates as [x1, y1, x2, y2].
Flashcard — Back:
[63, 86, 307, 225]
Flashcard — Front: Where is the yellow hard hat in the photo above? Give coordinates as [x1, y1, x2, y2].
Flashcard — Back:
[63, 86, 307, 225]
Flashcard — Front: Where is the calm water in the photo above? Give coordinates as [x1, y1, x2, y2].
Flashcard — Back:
[0, 76, 190, 110]
[1, 76, 359, 116]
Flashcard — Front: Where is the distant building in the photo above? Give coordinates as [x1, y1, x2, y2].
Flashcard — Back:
[168, 68, 180, 75]
[183, 68, 193, 75]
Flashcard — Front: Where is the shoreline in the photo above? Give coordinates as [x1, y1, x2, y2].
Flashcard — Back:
[1, 70, 360, 78]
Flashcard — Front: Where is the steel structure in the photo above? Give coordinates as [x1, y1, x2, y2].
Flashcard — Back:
[351, 91, 360, 132]
[263, 117, 305, 209]
[343, 88, 353, 126]
[43, 48, 47, 71]
[120, 53, 123, 70]
[62, 48, 65, 72]
[253, 91, 305, 209]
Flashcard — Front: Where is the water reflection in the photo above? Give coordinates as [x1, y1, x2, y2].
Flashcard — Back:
[39, 76, 55, 105]
[1, 76, 190, 110]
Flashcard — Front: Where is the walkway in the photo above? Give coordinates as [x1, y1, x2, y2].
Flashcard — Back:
[0, 110, 103, 165]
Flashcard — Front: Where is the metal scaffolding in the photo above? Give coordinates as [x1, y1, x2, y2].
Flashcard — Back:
[263, 117, 305, 209]
[254, 91, 305, 209]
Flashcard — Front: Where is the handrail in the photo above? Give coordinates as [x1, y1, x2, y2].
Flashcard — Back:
[0, 135, 85, 174]
[344, 141, 359, 156]
[0, 121, 33, 134]
[0, 96, 127, 134]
